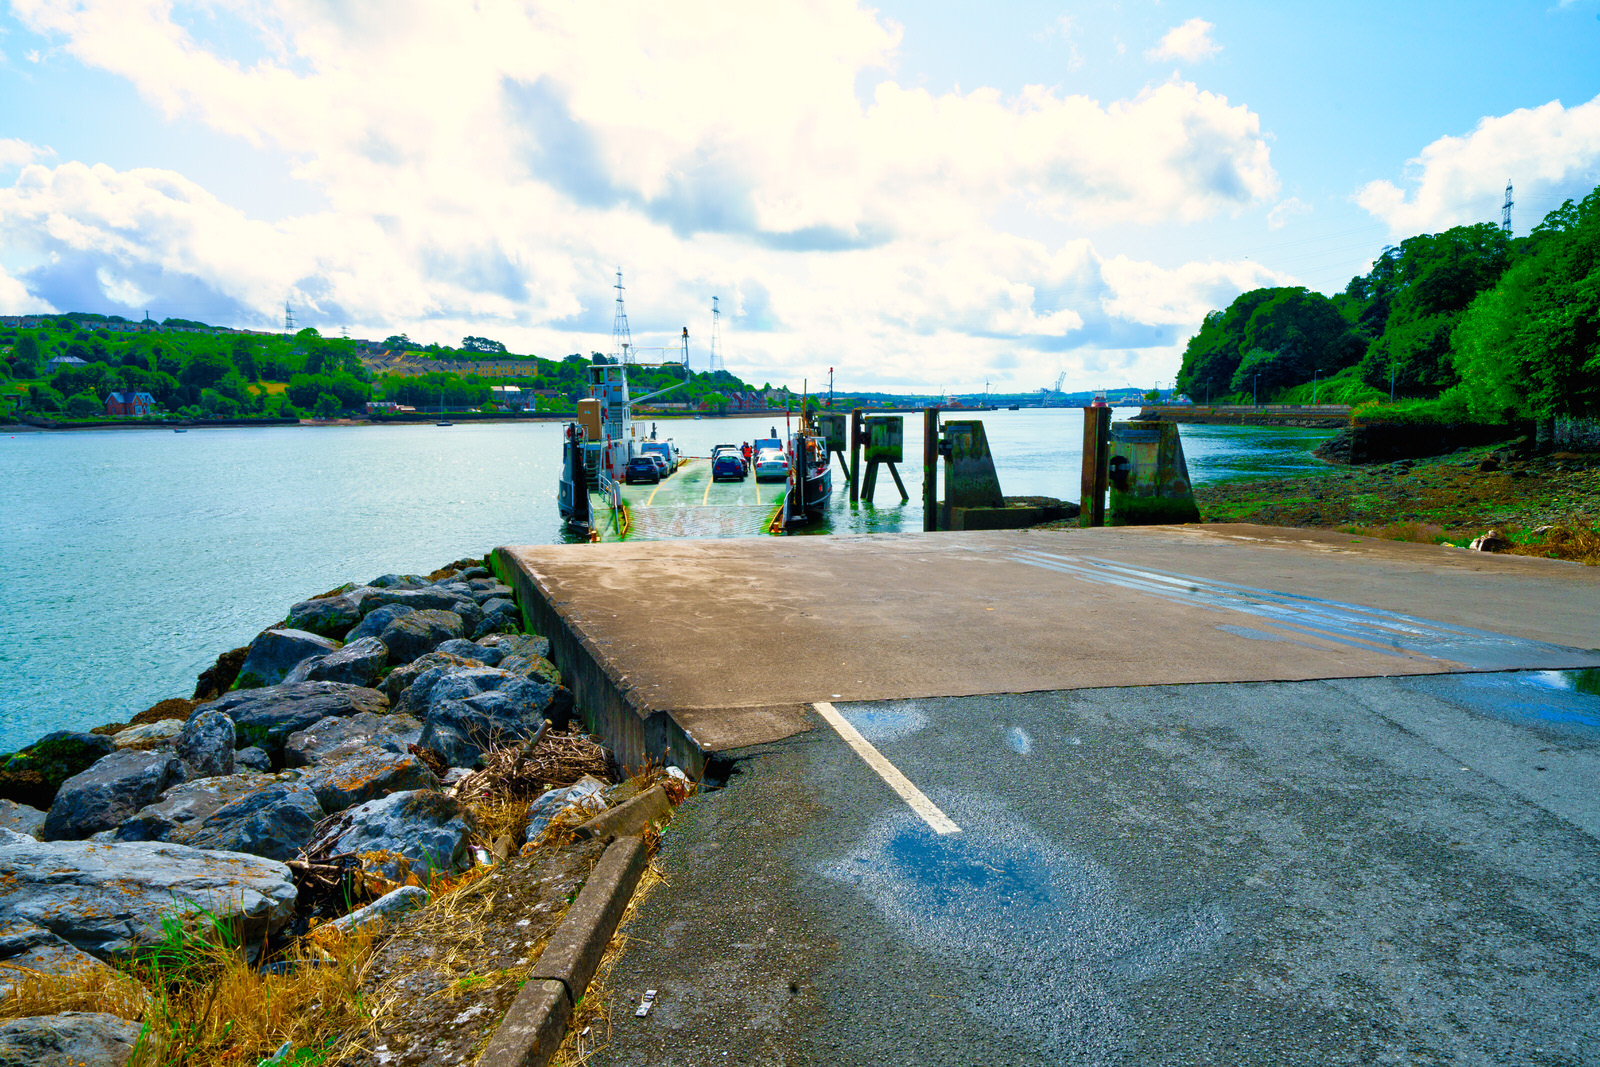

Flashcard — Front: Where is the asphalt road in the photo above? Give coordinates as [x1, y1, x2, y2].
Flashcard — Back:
[588, 671, 1600, 1066]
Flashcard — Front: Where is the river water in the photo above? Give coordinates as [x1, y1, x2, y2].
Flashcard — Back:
[0, 411, 1332, 751]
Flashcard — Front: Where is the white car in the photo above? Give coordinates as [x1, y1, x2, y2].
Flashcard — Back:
[753, 449, 789, 482]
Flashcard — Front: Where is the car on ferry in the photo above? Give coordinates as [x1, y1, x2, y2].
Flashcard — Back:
[624, 456, 661, 484]
[643, 452, 671, 478]
[712, 452, 747, 481]
[753, 448, 789, 482]
[641, 440, 678, 472]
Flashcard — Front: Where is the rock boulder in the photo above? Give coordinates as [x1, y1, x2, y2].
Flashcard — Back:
[344, 603, 414, 643]
[0, 830, 298, 960]
[307, 790, 475, 880]
[176, 707, 235, 778]
[183, 781, 324, 862]
[235, 628, 342, 690]
[285, 594, 362, 639]
[0, 1011, 141, 1067]
[283, 712, 423, 767]
[0, 732, 116, 810]
[195, 682, 389, 764]
[378, 609, 467, 665]
[42, 750, 188, 840]
[286, 636, 388, 688]
[301, 748, 438, 813]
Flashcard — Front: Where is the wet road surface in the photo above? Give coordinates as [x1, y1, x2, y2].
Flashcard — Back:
[588, 671, 1600, 1066]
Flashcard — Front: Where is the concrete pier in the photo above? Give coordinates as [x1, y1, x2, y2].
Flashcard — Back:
[495, 523, 1600, 770]
[494, 523, 1600, 1063]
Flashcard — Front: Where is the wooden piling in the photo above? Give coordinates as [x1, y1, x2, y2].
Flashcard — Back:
[923, 408, 939, 532]
[1080, 405, 1110, 527]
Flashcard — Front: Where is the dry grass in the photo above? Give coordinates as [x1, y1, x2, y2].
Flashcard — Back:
[1, 920, 382, 1067]
[1340, 520, 1449, 544]
[1507, 521, 1600, 565]
[551, 858, 667, 1067]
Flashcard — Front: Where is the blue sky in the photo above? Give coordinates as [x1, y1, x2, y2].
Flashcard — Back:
[3, 0, 1599, 394]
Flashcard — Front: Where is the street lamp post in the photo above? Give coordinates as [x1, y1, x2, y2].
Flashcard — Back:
[1312, 368, 1320, 406]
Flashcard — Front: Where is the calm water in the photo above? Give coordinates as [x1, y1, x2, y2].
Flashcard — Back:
[0, 411, 1331, 751]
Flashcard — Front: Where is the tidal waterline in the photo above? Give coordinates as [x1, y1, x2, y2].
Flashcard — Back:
[0, 412, 1332, 751]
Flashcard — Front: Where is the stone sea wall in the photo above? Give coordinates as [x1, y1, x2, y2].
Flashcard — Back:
[0, 557, 590, 997]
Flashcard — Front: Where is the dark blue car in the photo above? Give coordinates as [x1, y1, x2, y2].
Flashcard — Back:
[625, 456, 661, 484]
[712, 453, 747, 481]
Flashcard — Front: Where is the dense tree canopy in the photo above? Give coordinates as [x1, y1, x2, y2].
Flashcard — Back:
[1176, 189, 1598, 418]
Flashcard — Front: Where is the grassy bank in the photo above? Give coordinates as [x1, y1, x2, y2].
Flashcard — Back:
[1194, 444, 1600, 564]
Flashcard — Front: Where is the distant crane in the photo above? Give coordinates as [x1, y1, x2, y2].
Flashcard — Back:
[1053, 371, 1067, 394]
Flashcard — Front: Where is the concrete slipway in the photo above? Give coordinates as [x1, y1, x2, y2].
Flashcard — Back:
[494, 525, 1600, 1065]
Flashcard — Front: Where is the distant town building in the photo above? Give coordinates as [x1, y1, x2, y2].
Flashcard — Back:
[45, 355, 89, 370]
[104, 391, 155, 417]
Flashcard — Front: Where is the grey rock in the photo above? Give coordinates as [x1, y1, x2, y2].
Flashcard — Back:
[416, 672, 560, 767]
[378, 609, 467, 665]
[383, 652, 479, 703]
[176, 707, 235, 778]
[290, 636, 388, 687]
[344, 603, 413, 643]
[361, 587, 473, 616]
[301, 748, 438, 813]
[0, 1011, 140, 1067]
[184, 781, 324, 861]
[234, 747, 272, 772]
[0, 830, 298, 960]
[307, 790, 475, 880]
[366, 573, 427, 589]
[285, 594, 362, 639]
[195, 682, 390, 763]
[0, 799, 46, 838]
[42, 751, 188, 841]
[283, 712, 423, 767]
[467, 582, 514, 605]
[0, 732, 116, 810]
[0, 920, 118, 999]
[523, 776, 606, 843]
[324, 885, 429, 935]
[114, 773, 280, 844]
[478, 632, 551, 660]
[455, 566, 492, 582]
[110, 720, 184, 749]
[473, 597, 520, 638]
[235, 628, 341, 690]
[434, 639, 503, 666]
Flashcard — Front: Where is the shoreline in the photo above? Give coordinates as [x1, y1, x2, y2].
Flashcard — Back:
[0, 409, 795, 434]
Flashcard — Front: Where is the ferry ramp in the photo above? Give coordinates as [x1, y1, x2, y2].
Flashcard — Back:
[490, 524, 1600, 1064]
[619, 457, 783, 541]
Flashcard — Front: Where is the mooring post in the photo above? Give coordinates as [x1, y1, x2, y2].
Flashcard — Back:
[923, 407, 939, 531]
[1080, 405, 1111, 527]
[849, 407, 863, 504]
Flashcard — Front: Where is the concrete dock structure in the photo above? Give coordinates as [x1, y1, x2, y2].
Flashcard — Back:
[493, 525, 1600, 1064]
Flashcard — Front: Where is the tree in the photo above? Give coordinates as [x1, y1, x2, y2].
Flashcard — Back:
[384, 334, 413, 350]
[10, 333, 42, 377]
[461, 336, 507, 354]
[1452, 186, 1600, 419]
[179, 348, 232, 389]
[231, 336, 258, 380]
[65, 392, 101, 418]
[312, 392, 341, 419]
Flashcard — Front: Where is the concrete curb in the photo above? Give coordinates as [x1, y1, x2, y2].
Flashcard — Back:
[479, 835, 649, 1067]
[575, 784, 671, 842]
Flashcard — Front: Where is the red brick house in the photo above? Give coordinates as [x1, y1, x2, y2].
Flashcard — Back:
[104, 391, 156, 417]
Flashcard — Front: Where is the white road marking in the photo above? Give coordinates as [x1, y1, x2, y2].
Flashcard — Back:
[814, 701, 960, 835]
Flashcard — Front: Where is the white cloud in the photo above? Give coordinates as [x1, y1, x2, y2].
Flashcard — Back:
[1266, 196, 1312, 229]
[1, 0, 1281, 391]
[1357, 94, 1600, 235]
[0, 139, 53, 169]
[1147, 18, 1220, 64]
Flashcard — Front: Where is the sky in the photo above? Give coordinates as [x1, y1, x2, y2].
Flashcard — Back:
[2, 1, 1600, 395]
